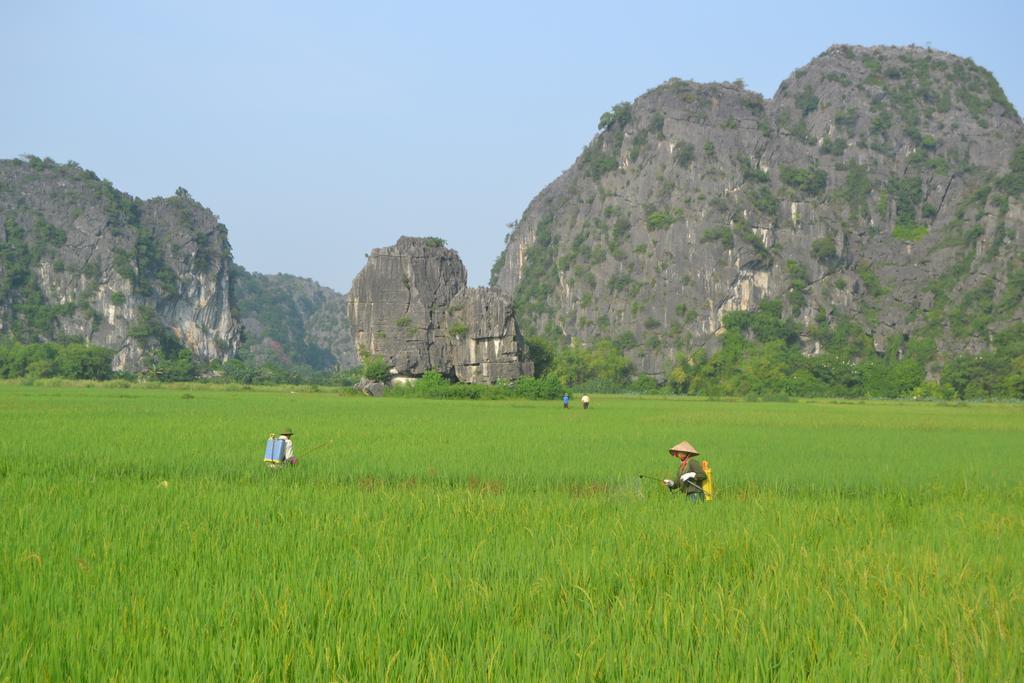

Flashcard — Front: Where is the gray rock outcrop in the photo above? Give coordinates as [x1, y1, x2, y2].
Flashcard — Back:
[355, 378, 386, 396]
[348, 237, 532, 382]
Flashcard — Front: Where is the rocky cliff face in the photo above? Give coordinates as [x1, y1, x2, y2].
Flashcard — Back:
[233, 268, 357, 371]
[0, 157, 240, 370]
[349, 237, 531, 382]
[492, 45, 1024, 376]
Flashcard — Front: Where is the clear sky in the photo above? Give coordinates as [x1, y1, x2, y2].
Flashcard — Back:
[3, 0, 1022, 292]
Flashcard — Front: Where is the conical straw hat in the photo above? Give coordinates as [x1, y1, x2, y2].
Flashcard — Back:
[669, 441, 699, 456]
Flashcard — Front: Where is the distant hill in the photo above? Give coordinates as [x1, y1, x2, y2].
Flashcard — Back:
[233, 267, 357, 372]
[492, 45, 1024, 379]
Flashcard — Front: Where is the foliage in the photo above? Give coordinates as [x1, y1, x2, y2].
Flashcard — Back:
[855, 263, 885, 297]
[0, 215, 67, 340]
[389, 371, 565, 400]
[524, 335, 555, 377]
[780, 166, 828, 197]
[0, 340, 114, 380]
[795, 85, 819, 116]
[820, 137, 847, 155]
[732, 223, 771, 265]
[738, 157, 769, 183]
[149, 349, 200, 382]
[939, 324, 1024, 399]
[891, 224, 929, 241]
[548, 340, 633, 388]
[811, 237, 838, 267]
[513, 215, 560, 330]
[598, 102, 632, 131]
[786, 260, 809, 310]
[995, 145, 1024, 197]
[839, 162, 871, 216]
[645, 210, 678, 231]
[834, 107, 859, 133]
[673, 142, 695, 168]
[579, 141, 619, 179]
[747, 186, 777, 216]
[700, 226, 733, 249]
[360, 355, 391, 383]
[127, 306, 183, 357]
[888, 175, 925, 235]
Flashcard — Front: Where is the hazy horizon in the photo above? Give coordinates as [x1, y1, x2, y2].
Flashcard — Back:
[3, 1, 1022, 293]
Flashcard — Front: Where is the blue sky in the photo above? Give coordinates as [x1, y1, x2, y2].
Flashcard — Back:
[3, 0, 1022, 291]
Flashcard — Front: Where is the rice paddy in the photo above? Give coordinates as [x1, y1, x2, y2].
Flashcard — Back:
[2, 383, 1022, 680]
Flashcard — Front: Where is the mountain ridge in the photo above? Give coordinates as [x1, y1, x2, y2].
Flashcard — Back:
[3, 43, 1023, 390]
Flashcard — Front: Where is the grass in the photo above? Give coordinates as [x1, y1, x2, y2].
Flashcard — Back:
[1, 383, 1022, 680]
[892, 223, 929, 241]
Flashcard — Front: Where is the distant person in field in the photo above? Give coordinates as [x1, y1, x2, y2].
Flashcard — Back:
[563, 393, 570, 409]
[663, 441, 706, 501]
[264, 428, 298, 467]
[581, 395, 590, 410]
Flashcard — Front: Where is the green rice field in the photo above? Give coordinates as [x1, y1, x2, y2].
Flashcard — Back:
[2, 382, 1022, 680]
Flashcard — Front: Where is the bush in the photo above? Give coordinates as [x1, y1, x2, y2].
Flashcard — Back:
[388, 372, 564, 401]
[891, 224, 928, 241]
[738, 157, 769, 183]
[748, 186, 777, 215]
[645, 210, 675, 231]
[598, 102, 632, 131]
[361, 355, 391, 383]
[57, 345, 115, 380]
[150, 349, 199, 382]
[701, 226, 734, 249]
[674, 142, 695, 167]
[820, 137, 847, 155]
[579, 143, 619, 179]
[795, 86, 819, 116]
[780, 166, 828, 197]
[811, 238, 838, 266]
[512, 374, 566, 400]
[995, 146, 1024, 197]
[889, 176, 923, 228]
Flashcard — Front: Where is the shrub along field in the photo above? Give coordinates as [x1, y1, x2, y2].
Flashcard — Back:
[2, 383, 1022, 680]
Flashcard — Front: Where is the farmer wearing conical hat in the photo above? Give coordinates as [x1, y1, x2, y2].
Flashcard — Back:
[278, 428, 297, 465]
[663, 441, 706, 501]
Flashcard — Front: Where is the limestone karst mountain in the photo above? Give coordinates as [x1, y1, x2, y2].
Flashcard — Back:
[0, 157, 239, 371]
[492, 45, 1024, 377]
[4, 45, 1023, 385]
